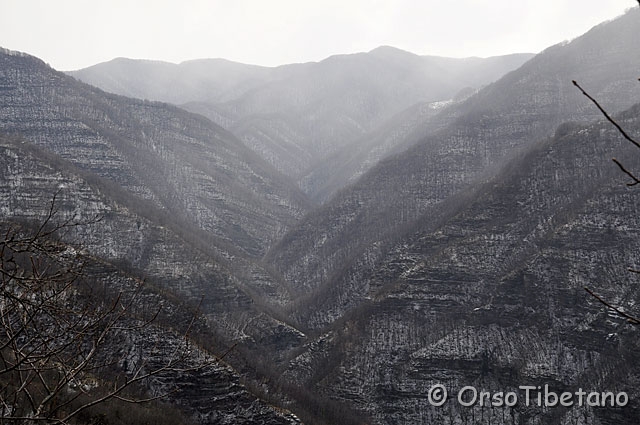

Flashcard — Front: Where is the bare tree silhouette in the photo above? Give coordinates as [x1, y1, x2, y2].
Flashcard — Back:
[0, 193, 210, 424]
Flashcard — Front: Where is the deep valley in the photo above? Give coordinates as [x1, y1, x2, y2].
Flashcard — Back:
[2, 6, 640, 425]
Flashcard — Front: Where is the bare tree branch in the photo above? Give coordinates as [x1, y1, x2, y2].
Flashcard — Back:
[573, 80, 640, 150]
[612, 158, 640, 186]
[573, 77, 640, 326]
[0, 195, 214, 424]
[584, 287, 640, 325]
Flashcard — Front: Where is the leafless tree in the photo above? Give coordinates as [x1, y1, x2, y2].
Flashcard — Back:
[573, 76, 640, 325]
[0, 193, 209, 424]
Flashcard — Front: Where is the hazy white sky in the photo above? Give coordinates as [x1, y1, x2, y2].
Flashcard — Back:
[0, 0, 635, 71]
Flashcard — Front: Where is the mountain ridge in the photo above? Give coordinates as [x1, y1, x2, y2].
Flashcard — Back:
[68, 47, 534, 200]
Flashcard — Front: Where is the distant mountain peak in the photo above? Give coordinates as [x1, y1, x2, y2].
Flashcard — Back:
[368, 45, 422, 60]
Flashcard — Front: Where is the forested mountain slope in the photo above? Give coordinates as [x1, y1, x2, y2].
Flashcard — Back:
[267, 8, 640, 329]
[0, 45, 363, 423]
[279, 98, 640, 425]
[0, 131, 306, 424]
[1, 47, 309, 259]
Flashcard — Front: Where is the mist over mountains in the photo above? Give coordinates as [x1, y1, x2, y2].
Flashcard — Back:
[69, 48, 534, 201]
[2, 6, 640, 425]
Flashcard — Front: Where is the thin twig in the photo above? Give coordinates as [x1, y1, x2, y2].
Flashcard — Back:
[584, 287, 640, 325]
[612, 158, 640, 186]
[218, 342, 238, 361]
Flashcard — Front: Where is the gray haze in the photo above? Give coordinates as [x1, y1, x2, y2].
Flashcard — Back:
[69, 48, 534, 200]
[0, 0, 633, 70]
